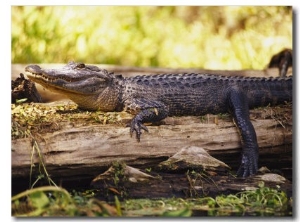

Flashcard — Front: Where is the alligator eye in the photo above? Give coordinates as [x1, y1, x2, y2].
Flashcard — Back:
[76, 63, 85, 69]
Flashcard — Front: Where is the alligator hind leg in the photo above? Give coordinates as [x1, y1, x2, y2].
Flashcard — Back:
[228, 88, 259, 177]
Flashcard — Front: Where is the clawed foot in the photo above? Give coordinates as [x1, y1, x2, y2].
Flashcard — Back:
[127, 118, 149, 142]
[236, 152, 258, 178]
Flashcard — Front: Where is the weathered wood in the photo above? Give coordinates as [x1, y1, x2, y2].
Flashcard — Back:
[11, 73, 42, 103]
[90, 164, 292, 201]
[11, 103, 292, 180]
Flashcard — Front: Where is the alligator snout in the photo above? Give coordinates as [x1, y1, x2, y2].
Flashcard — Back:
[25, 65, 42, 74]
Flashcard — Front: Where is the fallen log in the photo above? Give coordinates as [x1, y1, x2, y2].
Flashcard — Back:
[11, 101, 292, 181]
[90, 157, 292, 201]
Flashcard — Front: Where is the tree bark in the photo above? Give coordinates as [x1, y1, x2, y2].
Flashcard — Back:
[11, 105, 292, 179]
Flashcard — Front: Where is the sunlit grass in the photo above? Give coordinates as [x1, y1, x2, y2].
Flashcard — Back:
[12, 6, 292, 70]
[12, 183, 291, 217]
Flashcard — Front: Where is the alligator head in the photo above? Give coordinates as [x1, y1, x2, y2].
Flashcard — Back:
[25, 61, 122, 111]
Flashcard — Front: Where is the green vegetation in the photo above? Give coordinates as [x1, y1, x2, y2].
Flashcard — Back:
[12, 183, 291, 216]
[11, 102, 125, 140]
[12, 186, 121, 216]
[11, 139, 292, 217]
[12, 6, 292, 69]
[12, 144, 292, 217]
[123, 183, 291, 216]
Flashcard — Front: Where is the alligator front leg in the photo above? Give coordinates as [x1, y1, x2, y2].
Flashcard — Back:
[228, 88, 259, 177]
[125, 99, 169, 142]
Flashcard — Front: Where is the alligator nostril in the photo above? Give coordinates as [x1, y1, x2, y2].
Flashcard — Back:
[76, 63, 85, 69]
[25, 64, 42, 72]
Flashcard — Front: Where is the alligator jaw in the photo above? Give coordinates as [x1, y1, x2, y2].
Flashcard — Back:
[24, 62, 118, 111]
[25, 62, 110, 95]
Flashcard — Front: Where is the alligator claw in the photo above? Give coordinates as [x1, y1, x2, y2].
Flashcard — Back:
[129, 118, 148, 142]
[236, 152, 258, 178]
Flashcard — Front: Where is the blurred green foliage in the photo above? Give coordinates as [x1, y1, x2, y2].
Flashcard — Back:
[12, 6, 292, 69]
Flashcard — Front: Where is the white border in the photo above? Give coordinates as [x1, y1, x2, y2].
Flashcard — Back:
[4, 2, 299, 221]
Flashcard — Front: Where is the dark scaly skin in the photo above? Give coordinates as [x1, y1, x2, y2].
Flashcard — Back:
[268, 48, 292, 77]
[25, 62, 293, 177]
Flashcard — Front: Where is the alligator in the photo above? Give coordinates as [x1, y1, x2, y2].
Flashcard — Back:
[268, 48, 292, 77]
[25, 62, 292, 177]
